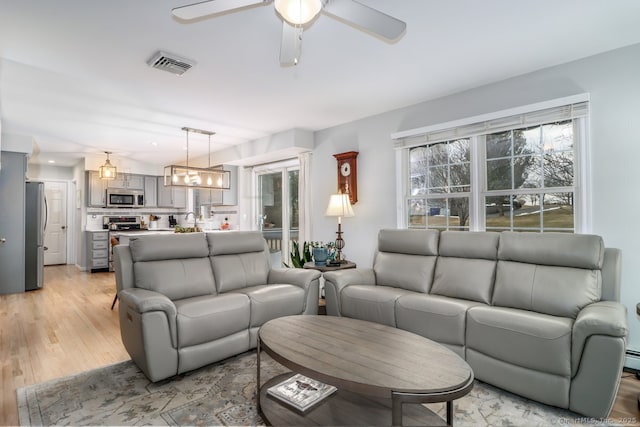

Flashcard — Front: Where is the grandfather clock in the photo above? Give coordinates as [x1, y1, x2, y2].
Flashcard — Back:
[333, 151, 358, 204]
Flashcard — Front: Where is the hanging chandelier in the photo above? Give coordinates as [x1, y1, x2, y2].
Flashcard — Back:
[163, 127, 230, 189]
[99, 151, 117, 180]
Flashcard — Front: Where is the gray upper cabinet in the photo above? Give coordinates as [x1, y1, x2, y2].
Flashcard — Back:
[157, 176, 186, 208]
[108, 173, 144, 190]
[86, 171, 106, 207]
[144, 175, 157, 207]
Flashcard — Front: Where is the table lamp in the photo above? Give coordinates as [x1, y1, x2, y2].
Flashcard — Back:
[325, 192, 355, 263]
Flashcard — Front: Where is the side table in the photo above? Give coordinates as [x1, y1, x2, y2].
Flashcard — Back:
[303, 261, 357, 314]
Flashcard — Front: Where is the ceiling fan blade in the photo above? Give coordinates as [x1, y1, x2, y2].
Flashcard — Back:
[280, 21, 301, 66]
[172, 0, 270, 21]
[322, 0, 406, 41]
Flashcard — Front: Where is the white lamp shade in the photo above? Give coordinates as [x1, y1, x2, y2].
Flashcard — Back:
[325, 193, 355, 218]
[275, 0, 322, 25]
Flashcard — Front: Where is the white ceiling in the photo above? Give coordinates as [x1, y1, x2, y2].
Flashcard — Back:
[1, 0, 640, 167]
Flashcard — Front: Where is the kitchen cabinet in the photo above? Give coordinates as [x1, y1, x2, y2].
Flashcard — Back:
[108, 173, 144, 190]
[86, 231, 109, 272]
[144, 175, 157, 207]
[195, 165, 238, 206]
[86, 171, 106, 207]
[157, 177, 186, 208]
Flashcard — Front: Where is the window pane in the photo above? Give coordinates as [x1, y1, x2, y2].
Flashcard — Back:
[544, 152, 574, 188]
[448, 198, 470, 229]
[519, 155, 541, 189]
[449, 139, 470, 162]
[485, 196, 512, 229]
[450, 162, 470, 192]
[408, 199, 426, 227]
[486, 159, 512, 190]
[513, 196, 540, 229]
[427, 199, 447, 228]
[409, 147, 428, 196]
[428, 142, 448, 166]
[486, 131, 511, 159]
[542, 193, 574, 230]
[428, 165, 448, 190]
[521, 126, 542, 155]
[543, 121, 573, 153]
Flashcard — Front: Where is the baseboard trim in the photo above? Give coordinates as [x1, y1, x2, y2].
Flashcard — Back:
[625, 350, 640, 371]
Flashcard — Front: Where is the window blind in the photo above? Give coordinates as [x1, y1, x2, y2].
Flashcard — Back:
[393, 98, 589, 150]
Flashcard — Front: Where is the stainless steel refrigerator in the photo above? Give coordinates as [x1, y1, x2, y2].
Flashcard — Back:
[25, 181, 45, 291]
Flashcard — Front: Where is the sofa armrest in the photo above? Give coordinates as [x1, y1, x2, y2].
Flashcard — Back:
[571, 301, 628, 375]
[323, 268, 376, 316]
[268, 268, 321, 314]
[268, 268, 321, 290]
[119, 288, 178, 347]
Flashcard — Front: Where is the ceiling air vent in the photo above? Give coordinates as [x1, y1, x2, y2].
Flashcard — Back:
[147, 51, 195, 76]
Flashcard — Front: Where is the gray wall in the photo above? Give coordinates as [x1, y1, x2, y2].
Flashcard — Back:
[311, 42, 640, 363]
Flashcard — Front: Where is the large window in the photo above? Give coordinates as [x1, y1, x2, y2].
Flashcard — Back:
[399, 97, 588, 233]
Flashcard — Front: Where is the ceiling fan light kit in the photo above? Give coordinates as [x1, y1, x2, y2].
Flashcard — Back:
[274, 0, 322, 25]
[172, 0, 406, 66]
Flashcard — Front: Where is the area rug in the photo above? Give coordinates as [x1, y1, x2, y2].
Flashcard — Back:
[17, 351, 607, 426]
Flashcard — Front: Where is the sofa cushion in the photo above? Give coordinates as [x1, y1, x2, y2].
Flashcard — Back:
[130, 233, 209, 262]
[396, 294, 483, 347]
[430, 257, 496, 304]
[374, 252, 436, 293]
[341, 285, 414, 327]
[232, 284, 305, 327]
[466, 305, 573, 377]
[211, 251, 271, 293]
[498, 231, 604, 269]
[174, 293, 250, 347]
[207, 231, 266, 256]
[134, 258, 216, 301]
[492, 261, 601, 318]
[438, 231, 499, 260]
[378, 228, 439, 255]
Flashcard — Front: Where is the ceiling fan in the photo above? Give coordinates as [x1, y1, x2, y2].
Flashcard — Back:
[172, 0, 406, 66]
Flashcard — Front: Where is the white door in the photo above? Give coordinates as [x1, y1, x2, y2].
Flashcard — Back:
[44, 181, 67, 265]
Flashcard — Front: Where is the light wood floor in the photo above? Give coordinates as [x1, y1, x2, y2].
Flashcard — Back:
[1, 265, 639, 425]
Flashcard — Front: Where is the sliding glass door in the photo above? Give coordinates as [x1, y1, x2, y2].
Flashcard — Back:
[256, 160, 299, 267]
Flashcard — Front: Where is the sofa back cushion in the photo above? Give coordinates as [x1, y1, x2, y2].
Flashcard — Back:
[492, 232, 603, 318]
[374, 229, 439, 293]
[207, 231, 270, 293]
[129, 233, 216, 300]
[430, 231, 499, 304]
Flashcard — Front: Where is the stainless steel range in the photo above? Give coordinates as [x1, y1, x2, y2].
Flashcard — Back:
[103, 216, 143, 231]
[103, 216, 144, 271]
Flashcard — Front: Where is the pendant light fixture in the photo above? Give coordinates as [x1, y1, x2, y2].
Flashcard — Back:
[164, 127, 231, 189]
[98, 151, 117, 180]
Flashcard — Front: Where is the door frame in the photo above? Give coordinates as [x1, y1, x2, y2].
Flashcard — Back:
[252, 159, 300, 267]
[40, 179, 75, 265]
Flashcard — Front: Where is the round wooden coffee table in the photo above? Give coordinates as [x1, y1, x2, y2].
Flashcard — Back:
[257, 315, 474, 426]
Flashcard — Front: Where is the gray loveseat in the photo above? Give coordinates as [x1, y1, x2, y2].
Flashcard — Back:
[323, 229, 627, 418]
[114, 231, 321, 382]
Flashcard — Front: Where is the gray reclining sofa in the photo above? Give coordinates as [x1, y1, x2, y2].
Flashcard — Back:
[114, 231, 321, 382]
[323, 229, 627, 418]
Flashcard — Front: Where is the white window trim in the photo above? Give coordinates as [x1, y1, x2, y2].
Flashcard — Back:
[393, 95, 592, 233]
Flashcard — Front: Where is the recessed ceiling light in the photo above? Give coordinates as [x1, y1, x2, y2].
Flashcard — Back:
[151, 142, 158, 147]
[48, 160, 55, 164]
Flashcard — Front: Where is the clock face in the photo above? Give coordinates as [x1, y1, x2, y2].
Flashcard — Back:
[340, 162, 351, 177]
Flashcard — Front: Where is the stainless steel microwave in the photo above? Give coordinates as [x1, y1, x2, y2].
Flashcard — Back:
[106, 189, 144, 208]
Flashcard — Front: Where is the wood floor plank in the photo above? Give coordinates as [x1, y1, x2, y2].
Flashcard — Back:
[1, 265, 639, 425]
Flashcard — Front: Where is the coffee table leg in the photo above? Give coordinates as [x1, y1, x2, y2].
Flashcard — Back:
[447, 400, 453, 426]
[256, 336, 261, 413]
[391, 393, 402, 426]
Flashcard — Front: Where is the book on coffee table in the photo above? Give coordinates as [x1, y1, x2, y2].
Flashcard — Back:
[267, 373, 337, 413]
